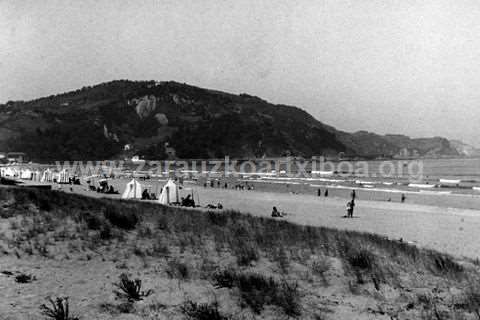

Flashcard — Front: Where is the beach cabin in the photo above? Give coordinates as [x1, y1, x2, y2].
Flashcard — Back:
[158, 179, 180, 205]
[20, 169, 33, 180]
[121, 179, 143, 199]
[58, 169, 70, 184]
[6, 152, 26, 163]
[3, 167, 18, 178]
[32, 170, 42, 182]
[41, 169, 54, 182]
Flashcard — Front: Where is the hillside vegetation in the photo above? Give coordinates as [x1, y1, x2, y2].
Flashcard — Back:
[0, 80, 469, 161]
[1, 187, 480, 319]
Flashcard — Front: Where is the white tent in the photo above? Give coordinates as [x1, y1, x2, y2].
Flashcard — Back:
[58, 169, 70, 184]
[41, 169, 54, 182]
[20, 169, 33, 180]
[3, 167, 18, 178]
[32, 170, 42, 182]
[121, 179, 143, 199]
[158, 179, 180, 205]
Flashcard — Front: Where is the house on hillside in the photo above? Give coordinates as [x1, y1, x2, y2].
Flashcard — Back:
[131, 155, 145, 163]
[6, 152, 27, 163]
[165, 146, 176, 158]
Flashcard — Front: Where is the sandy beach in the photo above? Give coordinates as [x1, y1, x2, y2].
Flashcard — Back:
[41, 178, 480, 260]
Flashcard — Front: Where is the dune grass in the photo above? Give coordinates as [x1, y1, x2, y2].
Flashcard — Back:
[0, 186, 479, 319]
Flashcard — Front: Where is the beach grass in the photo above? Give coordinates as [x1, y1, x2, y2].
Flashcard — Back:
[0, 186, 479, 319]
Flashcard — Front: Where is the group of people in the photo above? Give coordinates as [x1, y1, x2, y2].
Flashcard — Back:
[87, 180, 119, 194]
[181, 194, 195, 207]
[317, 188, 329, 197]
[346, 190, 356, 218]
[203, 180, 255, 191]
[141, 189, 158, 200]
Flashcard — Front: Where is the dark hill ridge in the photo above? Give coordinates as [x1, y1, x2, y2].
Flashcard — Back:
[0, 80, 470, 161]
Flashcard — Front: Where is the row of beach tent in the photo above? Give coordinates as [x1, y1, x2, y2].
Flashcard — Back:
[1, 166, 192, 206]
[122, 178, 190, 205]
[0, 167, 72, 184]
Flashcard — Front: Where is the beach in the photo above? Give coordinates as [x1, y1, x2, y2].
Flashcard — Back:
[43, 177, 480, 260]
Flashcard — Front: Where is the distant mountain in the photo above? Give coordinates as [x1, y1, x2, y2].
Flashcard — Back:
[0, 80, 467, 161]
[449, 140, 480, 157]
[335, 131, 460, 159]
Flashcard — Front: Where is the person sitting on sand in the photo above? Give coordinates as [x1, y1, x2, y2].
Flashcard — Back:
[217, 203, 223, 209]
[141, 189, 150, 200]
[271, 206, 282, 217]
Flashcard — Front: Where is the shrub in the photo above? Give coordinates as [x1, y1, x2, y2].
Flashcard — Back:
[99, 223, 112, 240]
[214, 270, 301, 316]
[347, 249, 375, 271]
[104, 205, 138, 230]
[15, 273, 35, 283]
[207, 211, 229, 227]
[113, 273, 152, 302]
[40, 297, 78, 320]
[166, 259, 190, 280]
[465, 282, 480, 319]
[83, 213, 103, 230]
[212, 269, 237, 288]
[181, 301, 230, 320]
[311, 256, 332, 282]
[233, 241, 259, 266]
[275, 281, 302, 317]
[430, 254, 463, 276]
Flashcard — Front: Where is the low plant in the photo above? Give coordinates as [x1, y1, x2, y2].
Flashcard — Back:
[104, 205, 138, 230]
[181, 300, 230, 320]
[40, 297, 78, 320]
[15, 273, 35, 283]
[213, 270, 301, 316]
[166, 259, 190, 280]
[113, 273, 153, 302]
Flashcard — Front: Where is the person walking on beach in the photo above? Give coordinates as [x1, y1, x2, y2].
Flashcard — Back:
[401, 193, 406, 203]
[324, 189, 329, 197]
[351, 189, 356, 201]
[317, 188, 321, 197]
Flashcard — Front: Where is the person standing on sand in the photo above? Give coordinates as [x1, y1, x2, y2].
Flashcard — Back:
[324, 189, 329, 197]
[346, 201, 352, 217]
[317, 188, 321, 197]
[401, 193, 406, 203]
[350, 199, 355, 217]
[351, 189, 356, 201]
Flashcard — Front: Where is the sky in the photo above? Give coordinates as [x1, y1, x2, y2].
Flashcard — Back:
[1, 0, 480, 146]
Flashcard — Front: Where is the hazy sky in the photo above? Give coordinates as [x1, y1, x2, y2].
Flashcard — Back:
[1, 0, 480, 146]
